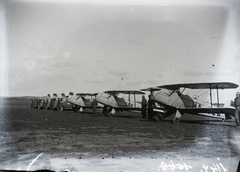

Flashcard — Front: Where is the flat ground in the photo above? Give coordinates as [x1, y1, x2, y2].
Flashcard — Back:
[0, 99, 240, 171]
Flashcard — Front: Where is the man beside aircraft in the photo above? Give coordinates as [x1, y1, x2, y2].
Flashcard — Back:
[234, 92, 240, 126]
[91, 98, 98, 115]
[45, 94, 52, 110]
[141, 95, 147, 118]
[147, 94, 155, 120]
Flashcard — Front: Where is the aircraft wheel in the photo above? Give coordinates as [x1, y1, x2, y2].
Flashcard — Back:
[156, 113, 164, 121]
[102, 106, 108, 115]
[73, 105, 80, 113]
[58, 105, 64, 111]
[107, 107, 113, 114]
[173, 117, 180, 124]
[107, 112, 113, 117]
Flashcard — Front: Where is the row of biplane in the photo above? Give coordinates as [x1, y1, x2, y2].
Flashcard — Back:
[30, 93, 98, 112]
[30, 82, 238, 123]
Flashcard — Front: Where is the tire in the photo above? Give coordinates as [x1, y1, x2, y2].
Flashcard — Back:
[73, 105, 80, 113]
[58, 105, 64, 111]
[102, 106, 108, 115]
[156, 112, 164, 121]
[173, 117, 180, 123]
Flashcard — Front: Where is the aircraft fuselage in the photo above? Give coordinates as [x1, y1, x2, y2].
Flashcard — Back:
[67, 94, 85, 107]
[95, 93, 120, 107]
[151, 88, 195, 108]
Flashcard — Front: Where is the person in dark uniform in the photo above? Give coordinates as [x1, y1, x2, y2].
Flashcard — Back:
[148, 94, 155, 120]
[141, 95, 147, 118]
[234, 92, 240, 126]
[29, 99, 33, 108]
[92, 98, 98, 115]
[45, 94, 51, 110]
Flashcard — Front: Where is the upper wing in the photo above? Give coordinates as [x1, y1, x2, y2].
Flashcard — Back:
[157, 82, 238, 90]
[104, 90, 145, 95]
[177, 107, 236, 117]
[76, 93, 98, 96]
[141, 87, 162, 91]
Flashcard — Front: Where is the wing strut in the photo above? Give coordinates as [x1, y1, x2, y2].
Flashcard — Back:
[210, 86, 213, 107]
[170, 88, 186, 106]
[134, 93, 136, 107]
[217, 86, 219, 107]
[180, 88, 186, 94]
[128, 93, 130, 105]
[210, 84, 220, 107]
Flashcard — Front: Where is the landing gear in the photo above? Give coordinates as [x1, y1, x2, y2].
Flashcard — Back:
[225, 114, 232, 120]
[173, 116, 180, 123]
[156, 112, 164, 121]
[172, 110, 182, 124]
[152, 112, 164, 122]
[73, 105, 80, 113]
[58, 105, 64, 111]
[102, 106, 113, 116]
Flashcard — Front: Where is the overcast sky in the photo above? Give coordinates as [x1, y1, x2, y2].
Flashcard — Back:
[0, 0, 240, 103]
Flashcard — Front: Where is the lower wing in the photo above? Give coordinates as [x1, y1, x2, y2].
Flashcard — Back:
[177, 107, 235, 118]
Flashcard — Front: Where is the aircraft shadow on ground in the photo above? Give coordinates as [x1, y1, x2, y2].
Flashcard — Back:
[137, 117, 235, 126]
[159, 119, 235, 127]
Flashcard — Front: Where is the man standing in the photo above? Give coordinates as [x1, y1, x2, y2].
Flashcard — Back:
[141, 95, 147, 118]
[148, 94, 155, 120]
[234, 92, 240, 126]
[46, 94, 51, 110]
[92, 98, 98, 115]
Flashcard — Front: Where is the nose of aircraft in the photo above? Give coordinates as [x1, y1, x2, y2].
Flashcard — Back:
[67, 93, 85, 106]
[95, 93, 107, 105]
[67, 92, 75, 103]
[67, 94, 76, 104]
[67, 96, 74, 104]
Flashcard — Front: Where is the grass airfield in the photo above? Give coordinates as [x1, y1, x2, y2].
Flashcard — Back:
[0, 99, 240, 171]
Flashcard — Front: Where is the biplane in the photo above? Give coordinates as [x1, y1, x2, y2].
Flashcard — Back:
[56, 93, 73, 111]
[142, 82, 238, 123]
[67, 92, 98, 113]
[95, 90, 145, 116]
